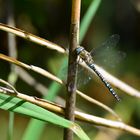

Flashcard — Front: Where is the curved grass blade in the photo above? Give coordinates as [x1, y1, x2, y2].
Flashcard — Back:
[80, 0, 102, 43]
[0, 93, 90, 140]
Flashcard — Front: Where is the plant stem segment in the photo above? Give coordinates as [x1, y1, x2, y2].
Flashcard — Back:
[64, 0, 81, 140]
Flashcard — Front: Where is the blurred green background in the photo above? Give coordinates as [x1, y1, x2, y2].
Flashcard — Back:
[0, 0, 140, 140]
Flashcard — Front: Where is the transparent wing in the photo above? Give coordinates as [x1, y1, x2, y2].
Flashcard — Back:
[90, 34, 120, 56]
[76, 65, 92, 88]
[90, 34, 125, 69]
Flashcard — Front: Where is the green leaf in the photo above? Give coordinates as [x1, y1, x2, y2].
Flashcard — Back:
[22, 59, 67, 140]
[0, 93, 90, 140]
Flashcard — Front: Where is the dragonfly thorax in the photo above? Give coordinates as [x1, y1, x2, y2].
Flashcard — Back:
[76, 46, 93, 64]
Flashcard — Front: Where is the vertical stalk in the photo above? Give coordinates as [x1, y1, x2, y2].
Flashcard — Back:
[6, 0, 17, 140]
[64, 0, 81, 140]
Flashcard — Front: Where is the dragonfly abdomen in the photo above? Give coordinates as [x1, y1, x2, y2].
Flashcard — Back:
[89, 63, 121, 101]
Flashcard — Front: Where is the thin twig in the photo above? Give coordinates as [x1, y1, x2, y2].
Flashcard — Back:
[0, 86, 140, 137]
[94, 64, 140, 97]
[15, 67, 65, 106]
[0, 23, 65, 53]
[0, 23, 139, 98]
[15, 67, 48, 95]
[0, 53, 122, 120]
[76, 90, 121, 120]
[80, 61, 140, 98]
[0, 79, 18, 94]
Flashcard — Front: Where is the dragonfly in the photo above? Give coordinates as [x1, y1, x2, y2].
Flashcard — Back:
[76, 34, 122, 101]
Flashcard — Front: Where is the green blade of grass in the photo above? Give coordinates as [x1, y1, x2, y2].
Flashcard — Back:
[80, 0, 102, 43]
[7, 112, 14, 140]
[22, 60, 66, 140]
[0, 93, 69, 128]
[0, 93, 90, 140]
[22, 82, 62, 140]
[22, 119, 46, 140]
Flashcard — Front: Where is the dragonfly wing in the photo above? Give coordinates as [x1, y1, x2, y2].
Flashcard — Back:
[77, 65, 92, 88]
[60, 61, 90, 87]
[90, 34, 125, 69]
[90, 34, 120, 56]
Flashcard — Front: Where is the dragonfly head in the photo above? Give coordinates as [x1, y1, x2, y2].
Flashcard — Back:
[76, 46, 85, 55]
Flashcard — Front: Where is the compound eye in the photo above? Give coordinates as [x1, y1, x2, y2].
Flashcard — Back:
[76, 46, 84, 55]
